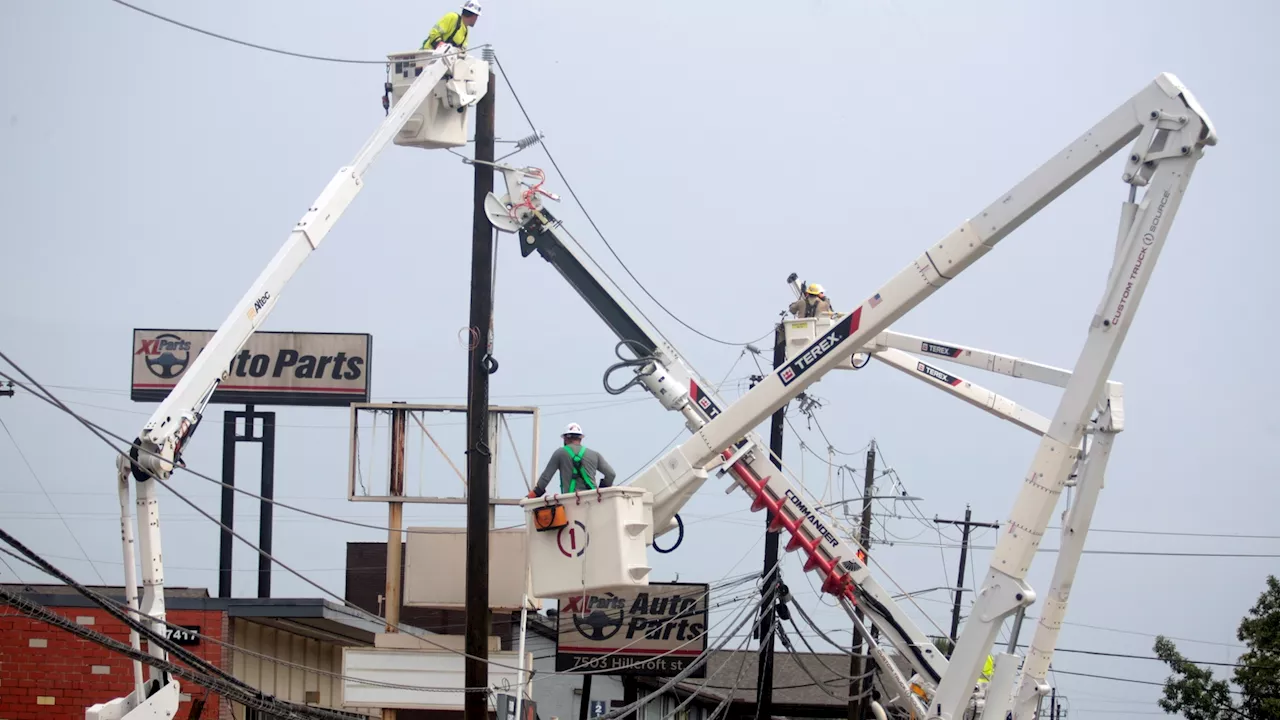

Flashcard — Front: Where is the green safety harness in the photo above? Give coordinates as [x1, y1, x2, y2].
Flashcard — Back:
[561, 445, 596, 493]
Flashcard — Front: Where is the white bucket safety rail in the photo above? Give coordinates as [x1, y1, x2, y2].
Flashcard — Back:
[386, 48, 489, 150]
[521, 486, 652, 598]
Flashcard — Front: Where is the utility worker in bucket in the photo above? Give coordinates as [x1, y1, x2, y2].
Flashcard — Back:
[422, 0, 481, 52]
[529, 423, 617, 497]
[789, 282, 833, 318]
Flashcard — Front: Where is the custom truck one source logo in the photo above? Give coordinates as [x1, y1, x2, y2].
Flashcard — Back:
[1111, 188, 1169, 328]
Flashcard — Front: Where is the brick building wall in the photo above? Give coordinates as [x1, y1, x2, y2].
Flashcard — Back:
[0, 605, 224, 720]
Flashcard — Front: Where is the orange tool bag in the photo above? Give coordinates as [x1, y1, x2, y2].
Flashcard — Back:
[532, 504, 568, 532]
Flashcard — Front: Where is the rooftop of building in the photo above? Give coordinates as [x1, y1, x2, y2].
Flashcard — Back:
[1, 583, 395, 646]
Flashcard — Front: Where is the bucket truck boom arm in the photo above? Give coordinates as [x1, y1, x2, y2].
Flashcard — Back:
[632, 73, 1212, 720]
[513, 72, 1213, 720]
[94, 49, 489, 720]
[487, 168, 954, 699]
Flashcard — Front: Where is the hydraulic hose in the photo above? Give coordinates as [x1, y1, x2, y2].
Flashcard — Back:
[652, 513, 684, 554]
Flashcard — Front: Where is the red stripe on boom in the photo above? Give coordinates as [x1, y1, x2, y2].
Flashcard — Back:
[721, 450, 857, 604]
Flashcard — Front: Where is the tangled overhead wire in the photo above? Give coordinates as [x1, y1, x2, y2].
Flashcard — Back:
[795, 391, 825, 427]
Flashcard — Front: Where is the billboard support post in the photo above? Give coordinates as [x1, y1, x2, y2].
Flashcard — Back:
[258, 411, 276, 599]
[218, 410, 235, 599]
[216, 404, 277, 599]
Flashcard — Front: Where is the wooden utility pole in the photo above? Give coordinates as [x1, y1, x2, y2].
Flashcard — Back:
[382, 404, 407, 720]
[754, 323, 787, 720]
[848, 440, 876, 720]
[464, 64, 497, 720]
[934, 506, 1000, 649]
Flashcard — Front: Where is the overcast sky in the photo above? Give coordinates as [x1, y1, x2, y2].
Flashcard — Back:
[3, 0, 1278, 716]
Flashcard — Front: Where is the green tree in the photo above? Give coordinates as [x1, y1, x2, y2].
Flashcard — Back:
[1154, 575, 1280, 720]
[932, 636, 954, 657]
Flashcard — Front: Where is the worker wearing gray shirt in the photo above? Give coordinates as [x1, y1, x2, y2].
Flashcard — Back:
[530, 422, 617, 496]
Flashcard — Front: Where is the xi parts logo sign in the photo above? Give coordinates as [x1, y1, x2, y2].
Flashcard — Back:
[137, 333, 192, 379]
[130, 329, 372, 408]
[555, 582, 709, 677]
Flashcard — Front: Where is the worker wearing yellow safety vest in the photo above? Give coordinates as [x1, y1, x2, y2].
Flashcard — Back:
[529, 423, 618, 497]
[422, 0, 481, 52]
[907, 654, 995, 717]
[977, 654, 994, 684]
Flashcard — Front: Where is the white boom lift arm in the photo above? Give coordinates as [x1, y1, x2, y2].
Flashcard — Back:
[514, 72, 1214, 720]
[782, 297, 1130, 719]
[92, 48, 489, 720]
[502, 186, 1121, 717]
[489, 178, 1107, 710]
[487, 174, 954, 703]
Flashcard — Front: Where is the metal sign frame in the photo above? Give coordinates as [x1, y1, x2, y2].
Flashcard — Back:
[347, 402, 539, 505]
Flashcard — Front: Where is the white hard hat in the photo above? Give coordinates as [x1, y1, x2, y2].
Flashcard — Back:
[562, 422, 583, 436]
[462, 0, 482, 15]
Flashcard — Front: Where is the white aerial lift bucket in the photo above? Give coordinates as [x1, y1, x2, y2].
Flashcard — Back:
[387, 49, 489, 150]
[521, 487, 653, 599]
[784, 315, 867, 368]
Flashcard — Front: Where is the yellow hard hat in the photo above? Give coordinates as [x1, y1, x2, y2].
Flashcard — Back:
[805, 283, 825, 296]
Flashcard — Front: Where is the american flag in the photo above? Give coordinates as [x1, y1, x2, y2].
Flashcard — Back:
[868, 293, 882, 308]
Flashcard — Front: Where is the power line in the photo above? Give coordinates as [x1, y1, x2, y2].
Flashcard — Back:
[106, 0, 413, 65]
[0, 363, 763, 681]
[38, 380, 777, 404]
[0, 415, 108, 584]
[1053, 526, 1280, 541]
[1, 366, 764, 561]
[0, 546, 510, 694]
[491, 54, 771, 349]
[1044, 617, 1244, 649]
[0, 354, 535, 675]
[882, 540, 1280, 558]
[808, 412, 867, 456]
[0, 367, 534, 538]
[0, 550, 20, 582]
[0, 532, 393, 719]
[902, 511, 1280, 541]
[1049, 668, 1168, 688]
[869, 590, 1245, 650]
[765, 414, 1278, 548]
[0, 586, 380, 720]
[1020, 644, 1262, 670]
[3, 544, 758, 649]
